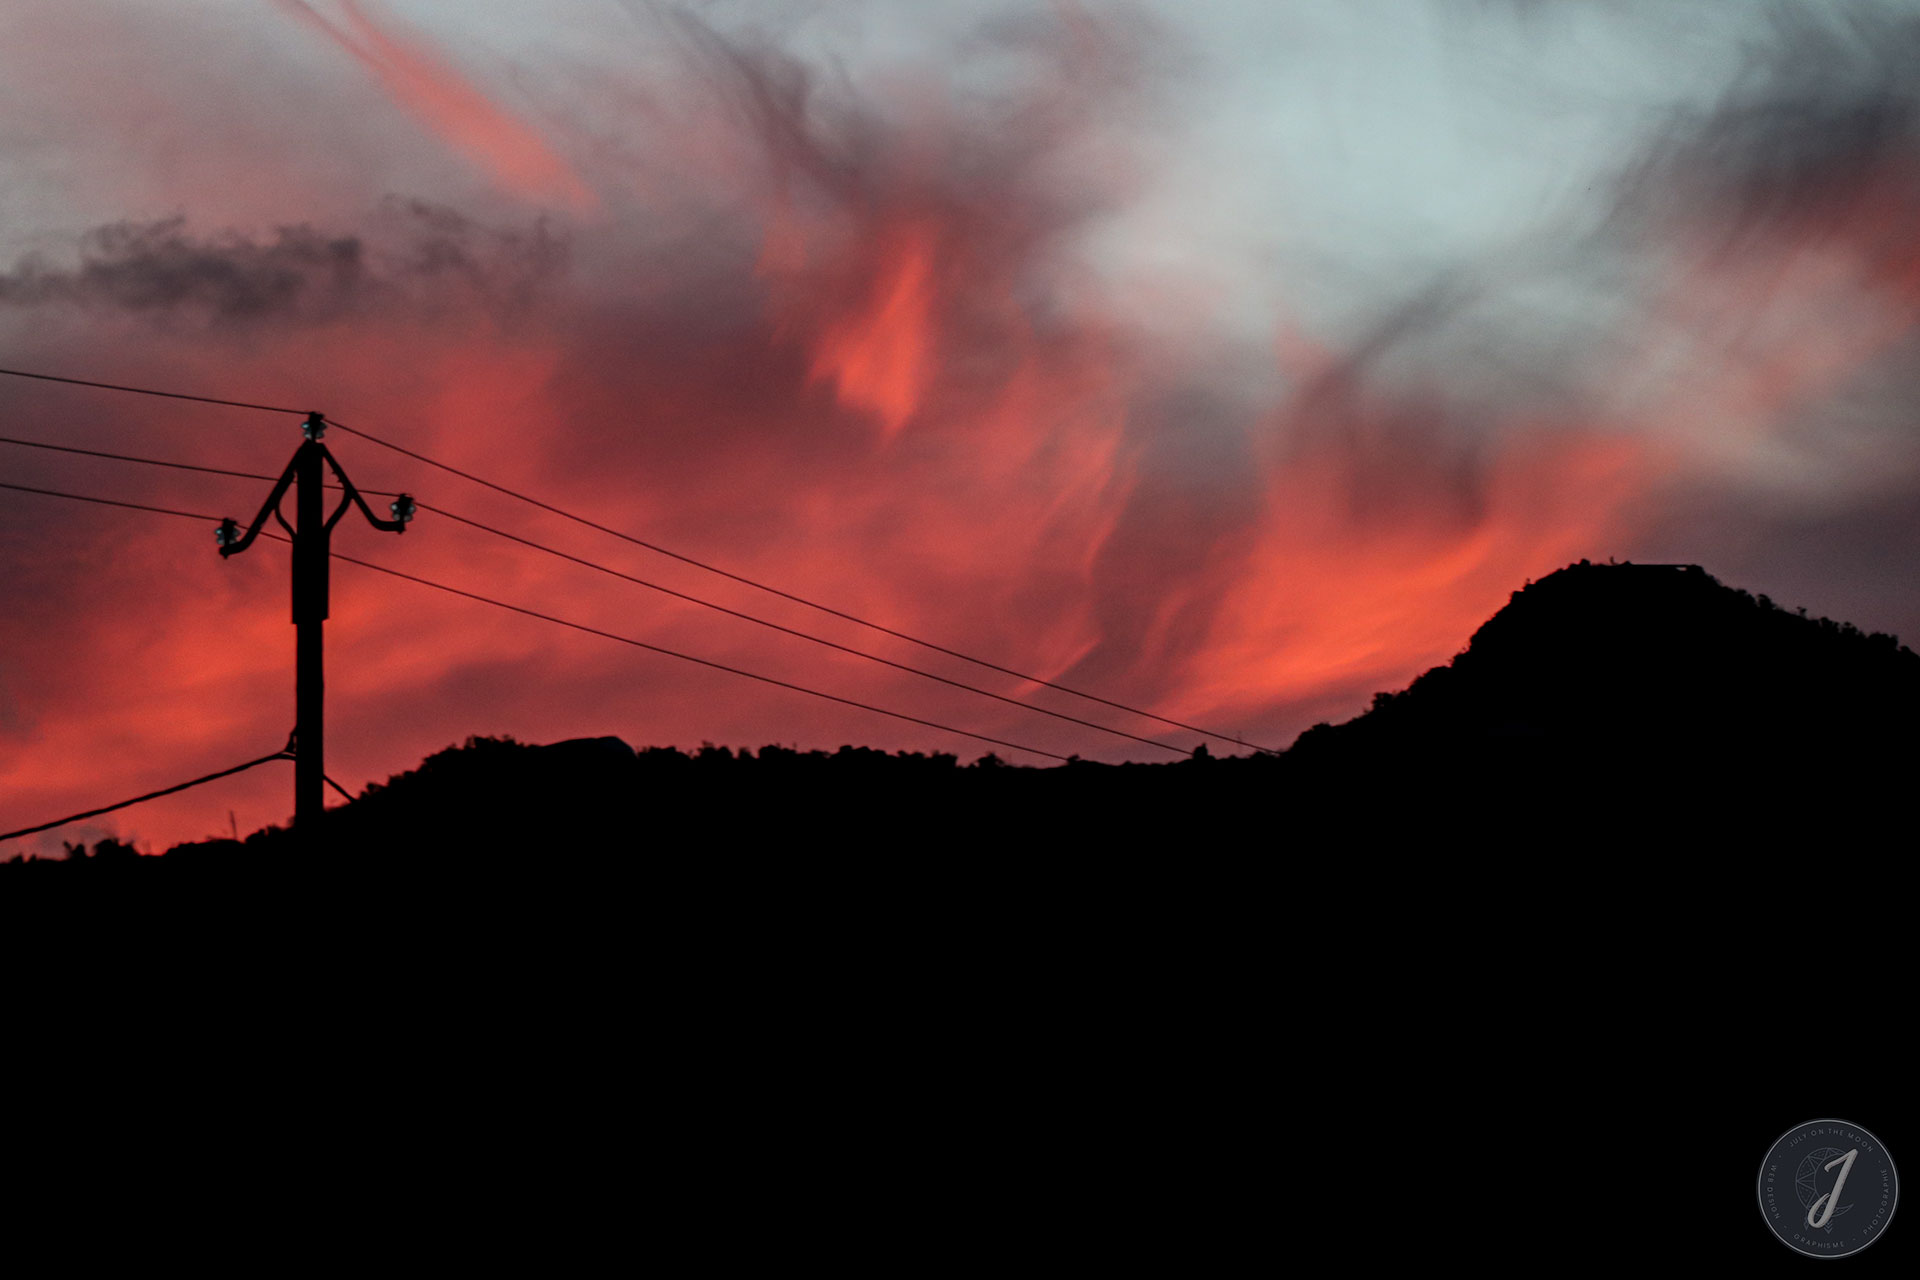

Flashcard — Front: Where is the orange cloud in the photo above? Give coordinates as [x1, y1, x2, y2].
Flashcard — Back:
[278, 0, 593, 210]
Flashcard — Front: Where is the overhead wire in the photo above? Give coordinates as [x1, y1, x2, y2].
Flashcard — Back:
[329, 414, 1277, 753]
[413, 503, 1184, 754]
[0, 362, 1278, 752]
[0, 480, 1074, 764]
[0, 365, 305, 415]
[1, 433, 1182, 752]
[326, 547, 1075, 763]
[0, 479, 224, 523]
[0, 434, 401, 496]
[0, 745, 295, 842]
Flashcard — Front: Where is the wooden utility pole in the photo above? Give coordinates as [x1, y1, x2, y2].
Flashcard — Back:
[218, 412, 413, 838]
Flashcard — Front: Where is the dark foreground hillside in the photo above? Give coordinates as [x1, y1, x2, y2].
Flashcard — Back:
[8, 562, 1910, 1267]
[8, 559, 1915, 886]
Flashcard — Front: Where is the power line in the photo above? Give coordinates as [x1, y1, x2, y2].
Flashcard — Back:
[2, 436, 1178, 751]
[327, 547, 1074, 763]
[2, 481, 1074, 764]
[418, 503, 1184, 755]
[0, 365, 305, 415]
[0, 361, 1276, 751]
[0, 480, 223, 523]
[1, 744, 294, 842]
[0, 434, 402, 495]
[329, 414, 1278, 753]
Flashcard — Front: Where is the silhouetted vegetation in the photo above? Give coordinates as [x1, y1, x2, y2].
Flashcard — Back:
[8, 561, 1914, 887]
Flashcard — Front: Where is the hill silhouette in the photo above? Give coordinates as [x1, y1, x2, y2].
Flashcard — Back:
[7, 558, 1914, 881]
[1290, 560, 1919, 773]
[11, 560, 1908, 1263]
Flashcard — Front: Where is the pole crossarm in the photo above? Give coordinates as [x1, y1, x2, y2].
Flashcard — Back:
[319, 444, 411, 535]
[217, 442, 413, 560]
[217, 452, 299, 559]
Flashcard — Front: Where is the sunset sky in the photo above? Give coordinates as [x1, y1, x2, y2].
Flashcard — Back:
[7, 0, 1920, 854]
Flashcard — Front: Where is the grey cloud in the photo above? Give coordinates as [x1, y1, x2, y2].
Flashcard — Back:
[1618, 4, 1920, 242]
[0, 218, 364, 320]
[0, 202, 568, 325]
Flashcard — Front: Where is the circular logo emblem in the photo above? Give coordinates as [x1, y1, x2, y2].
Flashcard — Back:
[1758, 1119, 1899, 1258]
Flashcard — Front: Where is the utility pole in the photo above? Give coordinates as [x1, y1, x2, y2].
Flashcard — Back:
[217, 412, 414, 841]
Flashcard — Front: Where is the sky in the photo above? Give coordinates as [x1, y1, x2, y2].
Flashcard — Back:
[6, 0, 1920, 854]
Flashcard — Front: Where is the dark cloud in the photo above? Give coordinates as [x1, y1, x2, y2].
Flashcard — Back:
[655, 0, 1163, 221]
[0, 218, 365, 320]
[1618, 4, 1920, 249]
[0, 201, 567, 325]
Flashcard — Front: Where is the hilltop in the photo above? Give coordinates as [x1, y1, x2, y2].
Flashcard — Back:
[1290, 560, 1919, 774]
